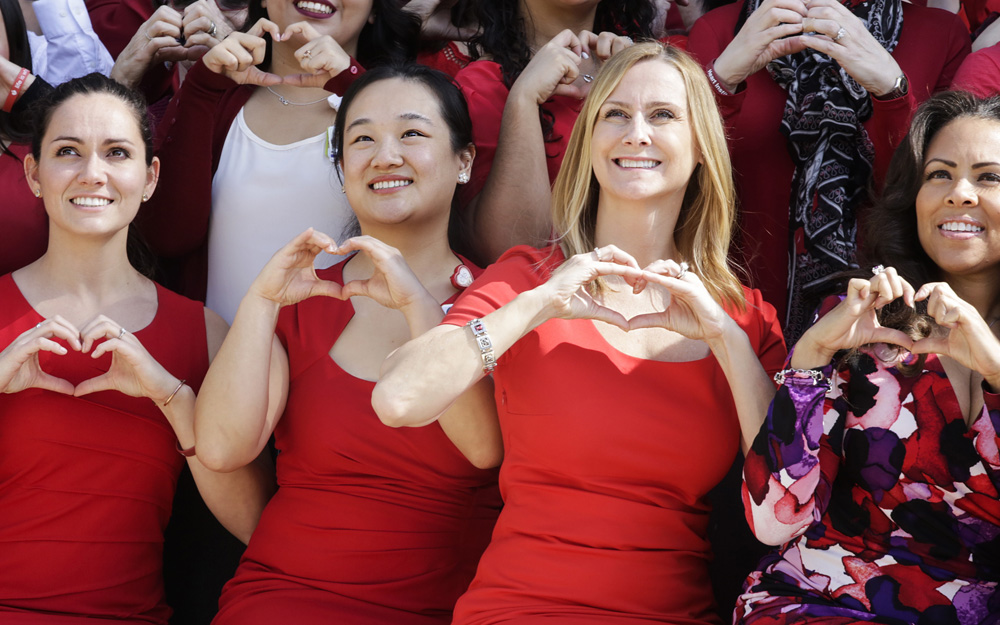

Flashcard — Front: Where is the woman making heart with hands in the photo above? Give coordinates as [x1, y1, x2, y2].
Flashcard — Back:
[139, 0, 419, 322]
[687, 0, 970, 341]
[376, 43, 786, 624]
[0, 73, 274, 624]
[737, 91, 1000, 624]
[454, 0, 659, 263]
[193, 64, 501, 625]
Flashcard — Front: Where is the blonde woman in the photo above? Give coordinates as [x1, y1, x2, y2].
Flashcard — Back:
[374, 42, 786, 624]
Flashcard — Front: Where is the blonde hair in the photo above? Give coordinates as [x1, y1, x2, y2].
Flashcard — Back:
[550, 41, 745, 310]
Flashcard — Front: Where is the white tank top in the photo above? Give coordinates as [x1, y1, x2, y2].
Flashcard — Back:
[207, 107, 351, 323]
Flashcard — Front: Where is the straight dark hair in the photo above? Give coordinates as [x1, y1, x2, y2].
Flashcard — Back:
[332, 63, 475, 259]
[0, 0, 33, 156]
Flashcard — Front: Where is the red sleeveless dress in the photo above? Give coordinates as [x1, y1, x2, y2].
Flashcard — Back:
[0, 273, 209, 624]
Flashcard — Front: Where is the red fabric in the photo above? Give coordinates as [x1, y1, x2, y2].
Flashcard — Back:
[85, 0, 177, 109]
[441, 246, 786, 625]
[686, 2, 970, 322]
[213, 261, 500, 625]
[139, 60, 361, 301]
[453, 61, 584, 208]
[952, 44, 1000, 96]
[417, 41, 471, 77]
[0, 274, 209, 623]
[0, 144, 47, 276]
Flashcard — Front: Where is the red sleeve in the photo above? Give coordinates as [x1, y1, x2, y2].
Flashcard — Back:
[951, 45, 1000, 97]
[85, 0, 152, 58]
[733, 287, 787, 378]
[453, 61, 508, 208]
[139, 60, 247, 258]
[933, 11, 973, 92]
[443, 245, 559, 327]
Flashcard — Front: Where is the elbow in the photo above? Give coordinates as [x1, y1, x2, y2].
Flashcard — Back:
[195, 444, 243, 474]
[466, 445, 503, 470]
[371, 380, 422, 428]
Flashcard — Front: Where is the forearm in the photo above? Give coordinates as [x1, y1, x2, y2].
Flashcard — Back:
[706, 322, 778, 454]
[189, 452, 276, 544]
[195, 294, 283, 471]
[471, 93, 554, 262]
[375, 287, 551, 427]
[742, 368, 833, 546]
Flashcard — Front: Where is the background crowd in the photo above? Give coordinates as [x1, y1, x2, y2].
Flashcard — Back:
[2, 0, 1000, 623]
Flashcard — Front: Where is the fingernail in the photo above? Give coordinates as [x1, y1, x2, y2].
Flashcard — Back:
[582, 51, 589, 59]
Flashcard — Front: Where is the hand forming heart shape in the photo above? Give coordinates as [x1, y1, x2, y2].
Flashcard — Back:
[0, 315, 184, 403]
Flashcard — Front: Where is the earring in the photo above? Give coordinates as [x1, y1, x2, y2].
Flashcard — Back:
[142, 193, 148, 202]
[340, 185, 346, 193]
[458, 172, 470, 184]
[33, 189, 40, 198]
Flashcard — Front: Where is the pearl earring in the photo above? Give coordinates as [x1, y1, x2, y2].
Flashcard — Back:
[458, 172, 470, 184]
[142, 193, 148, 202]
[33, 189, 40, 198]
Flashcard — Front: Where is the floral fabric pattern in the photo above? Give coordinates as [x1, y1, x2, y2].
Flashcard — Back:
[737, 331, 1000, 624]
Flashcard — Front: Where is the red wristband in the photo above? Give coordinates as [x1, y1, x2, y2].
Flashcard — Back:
[706, 63, 736, 97]
[2, 68, 30, 114]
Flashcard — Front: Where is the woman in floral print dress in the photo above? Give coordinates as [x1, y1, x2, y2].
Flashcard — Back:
[737, 91, 1000, 625]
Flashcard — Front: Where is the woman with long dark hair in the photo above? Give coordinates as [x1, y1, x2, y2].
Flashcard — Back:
[738, 91, 1000, 624]
[454, 0, 656, 262]
[194, 64, 501, 624]
[138, 0, 420, 321]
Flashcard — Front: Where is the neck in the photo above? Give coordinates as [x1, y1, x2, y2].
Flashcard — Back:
[29, 227, 142, 301]
[943, 269, 1000, 322]
[352, 217, 460, 291]
[520, 0, 598, 51]
[593, 195, 680, 268]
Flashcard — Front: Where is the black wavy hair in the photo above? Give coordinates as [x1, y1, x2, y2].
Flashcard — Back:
[467, 0, 656, 143]
[0, 0, 33, 156]
[242, 0, 421, 69]
[31, 73, 158, 275]
[845, 91, 1000, 372]
[332, 62, 475, 258]
[468, 0, 657, 88]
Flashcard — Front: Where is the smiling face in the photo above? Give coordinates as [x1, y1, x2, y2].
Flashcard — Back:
[340, 77, 472, 233]
[264, 0, 372, 52]
[916, 116, 1000, 283]
[26, 93, 159, 239]
[590, 59, 701, 211]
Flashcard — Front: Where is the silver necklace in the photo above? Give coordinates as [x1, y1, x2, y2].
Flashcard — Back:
[266, 86, 329, 107]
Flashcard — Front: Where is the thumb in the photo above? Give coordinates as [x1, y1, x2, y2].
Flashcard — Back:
[908, 336, 948, 356]
[867, 327, 914, 352]
[586, 304, 630, 331]
[246, 67, 284, 87]
[74, 372, 115, 397]
[34, 372, 76, 395]
[339, 279, 369, 300]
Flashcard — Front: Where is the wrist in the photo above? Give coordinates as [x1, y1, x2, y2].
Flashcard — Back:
[399, 291, 446, 336]
[710, 57, 743, 93]
[521, 286, 557, 332]
[788, 340, 836, 370]
[154, 377, 188, 408]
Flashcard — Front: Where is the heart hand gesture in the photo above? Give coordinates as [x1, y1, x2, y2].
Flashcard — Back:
[537, 245, 644, 330]
[202, 18, 284, 86]
[249, 228, 344, 308]
[0, 316, 81, 395]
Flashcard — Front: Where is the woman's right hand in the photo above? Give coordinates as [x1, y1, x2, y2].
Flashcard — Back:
[0, 317, 81, 395]
[335, 236, 436, 313]
[510, 29, 587, 104]
[713, 0, 809, 90]
[535, 245, 644, 330]
[248, 228, 344, 307]
[202, 18, 283, 86]
[790, 266, 915, 369]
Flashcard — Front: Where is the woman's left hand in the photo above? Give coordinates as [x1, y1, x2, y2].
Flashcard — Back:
[909, 282, 1000, 385]
[627, 260, 731, 341]
[73, 316, 183, 406]
[797, 0, 904, 97]
[182, 0, 235, 51]
[280, 21, 353, 89]
[335, 236, 436, 314]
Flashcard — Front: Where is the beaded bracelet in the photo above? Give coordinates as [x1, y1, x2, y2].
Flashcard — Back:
[467, 318, 496, 374]
[773, 368, 829, 386]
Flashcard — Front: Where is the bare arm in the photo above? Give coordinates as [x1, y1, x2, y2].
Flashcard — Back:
[183, 309, 278, 544]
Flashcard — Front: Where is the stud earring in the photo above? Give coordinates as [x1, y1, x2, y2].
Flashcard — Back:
[33, 189, 40, 198]
[341, 185, 346, 193]
[458, 172, 470, 184]
[142, 193, 148, 202]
